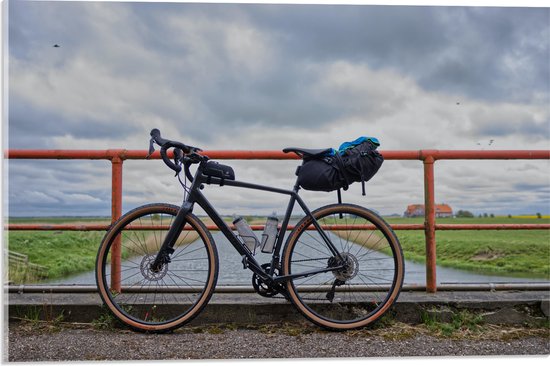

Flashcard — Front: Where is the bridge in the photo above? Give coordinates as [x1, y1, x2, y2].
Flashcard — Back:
[5, 148, 550, 328]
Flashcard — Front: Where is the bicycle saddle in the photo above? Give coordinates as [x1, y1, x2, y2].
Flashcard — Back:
[282, 147, 333, 159]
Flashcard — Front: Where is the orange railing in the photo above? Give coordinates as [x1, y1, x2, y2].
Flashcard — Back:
[5, 149, 550, 292]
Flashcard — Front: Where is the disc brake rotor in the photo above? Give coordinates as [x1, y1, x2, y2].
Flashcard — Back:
[328, 253, 359, 281]
[140, 254, 168, 281]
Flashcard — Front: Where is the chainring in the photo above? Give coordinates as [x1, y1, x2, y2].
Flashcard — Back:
[252, 263, 288, 298]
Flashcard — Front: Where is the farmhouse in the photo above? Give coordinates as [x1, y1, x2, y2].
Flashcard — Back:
[404, 204, 453, 218]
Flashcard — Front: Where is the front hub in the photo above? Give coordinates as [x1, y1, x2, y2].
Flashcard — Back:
[142, 254, 168, 281]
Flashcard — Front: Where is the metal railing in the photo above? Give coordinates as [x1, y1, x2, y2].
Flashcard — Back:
[5, 148, 550, 292]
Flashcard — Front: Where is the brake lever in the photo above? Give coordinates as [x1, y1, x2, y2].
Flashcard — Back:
[174, 148, 183, 162]
[173, 148, 184, 176]
[146, 138, 155, 159]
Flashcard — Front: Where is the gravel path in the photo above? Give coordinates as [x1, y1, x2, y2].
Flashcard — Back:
[6, 321, 550, 362]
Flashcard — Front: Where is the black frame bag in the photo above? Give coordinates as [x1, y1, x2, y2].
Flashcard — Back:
[297, 139, 383, 195]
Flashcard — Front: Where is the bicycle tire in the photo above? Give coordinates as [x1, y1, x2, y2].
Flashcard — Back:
[95, 203, 218, 332]
[282, 203, 404, 330]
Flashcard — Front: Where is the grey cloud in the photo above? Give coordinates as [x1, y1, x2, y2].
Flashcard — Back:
[467, 106, 549, 140]
[421, 7, 549, 102]
[8, 160, 112, 216]
[246, 5, 447, 64]
[8, 96, 140, 148]
[8, 1, 91, 61]
[196, 66, 343, 132]
[514, 182, 550, 192]
[474, 119, 549, 139]
[251, 5, 549, 103]
[8, 197, 109, 217]
[10, 2, 549, 140]
[7, 2, 549, 217]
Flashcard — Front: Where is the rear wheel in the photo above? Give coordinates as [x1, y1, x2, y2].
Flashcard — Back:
[96, 203, 218, 332]
[282, 203, 404, 330]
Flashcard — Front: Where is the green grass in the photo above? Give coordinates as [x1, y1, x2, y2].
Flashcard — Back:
[5, 215, 550, 282]
[7, 231, 105, 281]
[387, 216, 550, 279]
[328, 215, 549, 279]
[6, 216, 198, 283]
[421, 309, 484, 337]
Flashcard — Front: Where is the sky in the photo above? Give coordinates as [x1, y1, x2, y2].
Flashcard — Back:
[4, 0, 550, 217]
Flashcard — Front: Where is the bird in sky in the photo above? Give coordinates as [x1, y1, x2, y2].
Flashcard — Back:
[476, 139, 495, 148]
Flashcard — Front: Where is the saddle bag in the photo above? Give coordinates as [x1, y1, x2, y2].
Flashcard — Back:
[296, 137, 383, 195]
[297, 156, 346, 192]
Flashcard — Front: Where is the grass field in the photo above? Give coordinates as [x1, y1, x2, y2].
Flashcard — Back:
[386, 216, 550, 279]
[5, 215, 550, 283]
[7, 216, 111, 281]
[7, 230, 105, 281]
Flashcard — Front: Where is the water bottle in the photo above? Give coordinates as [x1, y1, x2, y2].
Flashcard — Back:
[233, 216, 259, 253]
[261, 214, 279, 253]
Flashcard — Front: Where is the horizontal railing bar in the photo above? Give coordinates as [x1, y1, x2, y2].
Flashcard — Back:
[435, 224, 550, 230]
[6, 282, 550, 294]
[5, 150, 121, 160]
[6, 149, 550, 161]
[424, 150, 550, 160]
[7, 224, 111, 231]
[6, 223, 550, 231]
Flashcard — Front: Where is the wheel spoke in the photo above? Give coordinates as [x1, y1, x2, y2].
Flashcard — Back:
[284, 204, 403, 330]
[97, 205, 218, 332]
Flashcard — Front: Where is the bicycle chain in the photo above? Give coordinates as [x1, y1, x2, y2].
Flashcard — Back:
[277, 257, 336, 301]
[268, 294, 331, 301]
[291, 257, 331, 263]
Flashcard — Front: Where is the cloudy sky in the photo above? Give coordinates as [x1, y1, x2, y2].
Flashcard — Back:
[5, 1, 550, 217]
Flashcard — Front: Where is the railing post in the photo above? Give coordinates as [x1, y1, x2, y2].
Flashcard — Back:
[423, 155, 437, 293]
[111, 155, 123, 292]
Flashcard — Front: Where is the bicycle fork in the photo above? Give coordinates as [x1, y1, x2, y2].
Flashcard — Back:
[150, 201, 193, 272]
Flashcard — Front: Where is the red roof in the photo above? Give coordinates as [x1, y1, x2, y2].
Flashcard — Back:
[435, 204, 453, 214]
[405, 204, 453, 215]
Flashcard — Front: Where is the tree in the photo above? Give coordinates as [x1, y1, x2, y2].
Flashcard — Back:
[537, 212, 542, 219]
[456, 210, 474, 218]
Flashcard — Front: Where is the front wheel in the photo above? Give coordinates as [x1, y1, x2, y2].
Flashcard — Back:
[282, 203, 404, 330]
[95, 203, 218, 332]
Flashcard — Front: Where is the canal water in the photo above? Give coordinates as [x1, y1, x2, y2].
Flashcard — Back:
[48, 230, 544, 286]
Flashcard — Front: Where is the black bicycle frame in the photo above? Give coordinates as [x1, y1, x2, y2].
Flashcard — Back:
[152, 161, 345, 283]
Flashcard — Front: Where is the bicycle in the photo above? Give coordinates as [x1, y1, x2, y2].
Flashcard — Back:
[95, 129, 404, 332]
